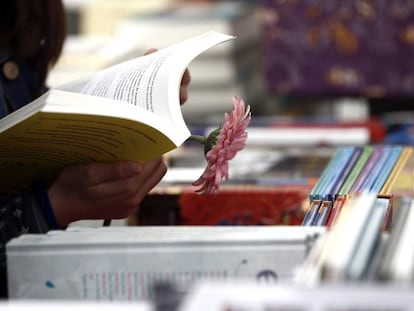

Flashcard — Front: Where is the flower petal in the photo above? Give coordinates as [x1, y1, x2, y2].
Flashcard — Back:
[193, 96, 251, 195]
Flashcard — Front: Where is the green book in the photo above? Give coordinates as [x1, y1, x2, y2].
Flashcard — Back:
[337, 146, 374, 196]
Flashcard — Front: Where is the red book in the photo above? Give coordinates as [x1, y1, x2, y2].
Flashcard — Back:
[325, 196, 347, 228]
[179, 184, 313, 226]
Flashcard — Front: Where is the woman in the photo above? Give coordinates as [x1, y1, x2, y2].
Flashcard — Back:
[0, 0, 190, 298]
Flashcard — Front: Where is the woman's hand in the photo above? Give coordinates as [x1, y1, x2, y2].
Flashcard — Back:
[145, 48, 191, 105]
[47, 49, 192, 228]
[180, 67, 191, 105]
[47, 158, 167, 227]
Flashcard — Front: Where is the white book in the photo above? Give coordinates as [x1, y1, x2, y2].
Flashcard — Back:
[7, 226, 325, 300]
[320, 192, 378, 281]
[345, 197, 389, 280]
[388, 198, 414, 283]
[376, 197, 412, 281]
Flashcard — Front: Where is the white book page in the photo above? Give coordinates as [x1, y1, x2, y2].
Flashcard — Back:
[59, 32, 235, 130]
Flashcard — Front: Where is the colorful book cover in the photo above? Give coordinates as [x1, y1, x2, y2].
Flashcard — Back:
[358, 146, 393, 192]
[380, 147, 413, 195]
[309, 147, 345, 202]
[301, 199, 322, 226]
[349, 146, 384, 194]
[337, 146, 374, 196]
[325, 195, 347, 228]
[321, 192, 378, 281]
[329, 146, 363, 199]
[390, 147, 414, 195]
[314, 200, 333, 226]
[369, 146, 403, 193]
[309, 146, 355, 202]
[318, 146, 357, 201]
[179, 184, 311, 226]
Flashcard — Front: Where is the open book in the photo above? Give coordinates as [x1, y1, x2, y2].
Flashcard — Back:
[0, 31, 235, 188]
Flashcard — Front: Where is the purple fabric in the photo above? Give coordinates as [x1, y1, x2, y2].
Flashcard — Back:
[260, 0, 414, 97]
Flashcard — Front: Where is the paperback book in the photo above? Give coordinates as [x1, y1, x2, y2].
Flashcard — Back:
[0, 31, 235, 188]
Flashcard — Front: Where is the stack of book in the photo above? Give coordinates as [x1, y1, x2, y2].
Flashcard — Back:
[301, 145, 413, 227]
[136, 144, 335, 226]
[296, 193, 414, 285]
[7, 226, 325, 300]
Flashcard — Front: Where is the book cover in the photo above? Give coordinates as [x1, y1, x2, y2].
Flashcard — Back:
[7, 226, 325, 300]
[325, 195, 346, 228]
[314, 200, 333, 226]
[318, 146, 356, 201]
[301, 199, 322, 226]
[304, 146, 355, 224]
[179, 184, 311, 226]
[369, 146, 403, 193]
[345, 197, 389, 280]
[386, 147, 414, 196]
[337, 146, 374, 196]
[321, 192, 378, 281]
[348, 146, 384, 194]
[357, 146, 402, 193]
[309, 147, 350, 202]
[329, 146, 363, 198]
[376, 197, 412, 281]
[380, 146, 413, 195]
[381, 197, 414, 283]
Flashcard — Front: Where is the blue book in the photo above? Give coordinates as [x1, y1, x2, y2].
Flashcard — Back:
[318, 146, 356, 201]
[302, 199, 322, 226]
[309, 148, 343, 202]
[330, 147, 363, 199]
[314, 200, 333, 226]
[369, 146, 403, 192]
[358, 146, 392, 192]
[349, 146, 384, 193]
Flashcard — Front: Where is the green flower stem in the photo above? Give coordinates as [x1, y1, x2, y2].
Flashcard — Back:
[188, 135, 207, 145]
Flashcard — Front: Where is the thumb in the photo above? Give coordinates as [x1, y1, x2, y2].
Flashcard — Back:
[145, 48, 158, 55]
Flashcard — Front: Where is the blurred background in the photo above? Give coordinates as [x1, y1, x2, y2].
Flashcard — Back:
[58, 0, 414, 138]
[58, 0, 414, 226]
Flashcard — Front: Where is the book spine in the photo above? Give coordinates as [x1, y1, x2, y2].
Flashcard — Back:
[369, 146, 403, 193]
[376, 197, 412, 281]
[319, 146, 356, 201]
[301, 199, 322, 226]
[380, 147, 413, 195]
[345, 197, 389, 280]
[330, 147, 362, 199]
[309, 147, 347, 202]
[337, 146, 374, 196]
[325, 196, 347, 228]
[349, 146, 383, 194]
[314, 200, 333, 226]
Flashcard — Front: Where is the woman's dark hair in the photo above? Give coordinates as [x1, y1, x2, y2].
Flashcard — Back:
[0, 0, 66, 93]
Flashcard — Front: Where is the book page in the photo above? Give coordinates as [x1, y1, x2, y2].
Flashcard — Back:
[59, 32, 235, 126]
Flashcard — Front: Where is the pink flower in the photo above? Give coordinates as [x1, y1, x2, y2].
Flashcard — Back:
[191, 96, 251, 194]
